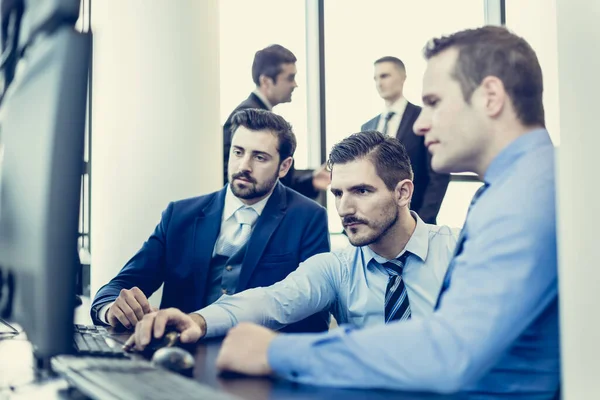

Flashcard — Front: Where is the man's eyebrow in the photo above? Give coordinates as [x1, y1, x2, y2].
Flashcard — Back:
[348, 184, 377, 191]
[251, 150, 272, 157]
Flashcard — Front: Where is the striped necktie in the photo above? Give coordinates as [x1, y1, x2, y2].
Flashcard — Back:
[435, 183, 489, 310]
[383, 252, 410, 323]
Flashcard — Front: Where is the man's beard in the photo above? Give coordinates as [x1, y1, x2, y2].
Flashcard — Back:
[230, 170, 279, 200]
[343, 207, 399, 247]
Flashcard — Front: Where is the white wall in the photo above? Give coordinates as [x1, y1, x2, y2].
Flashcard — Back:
[90, 0, 221, 305]
[554, 0, 600, 397]
[506, 0, 561, 144]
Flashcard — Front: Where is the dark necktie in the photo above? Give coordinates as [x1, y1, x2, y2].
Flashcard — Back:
[381, 111, 395, 136]
[434, 183, 489, 310]
[383, 252, 410, 322]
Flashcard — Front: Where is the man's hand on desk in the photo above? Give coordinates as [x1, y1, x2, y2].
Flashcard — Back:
[216, 323, 276, 376]
[123, 308, 206, 351]
[107, 287, 155, 329]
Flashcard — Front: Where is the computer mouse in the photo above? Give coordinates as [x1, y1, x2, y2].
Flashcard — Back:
[151, 346, 195, 374]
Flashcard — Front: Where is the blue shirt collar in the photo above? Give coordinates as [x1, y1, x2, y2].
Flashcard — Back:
[484, 128, 552, 186]
[362, 211, 429, 266]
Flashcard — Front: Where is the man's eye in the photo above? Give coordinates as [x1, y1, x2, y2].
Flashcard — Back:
[255, 155, 266, 161]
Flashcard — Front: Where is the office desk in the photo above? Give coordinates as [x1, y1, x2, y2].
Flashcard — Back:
[1, 330, 464, 400]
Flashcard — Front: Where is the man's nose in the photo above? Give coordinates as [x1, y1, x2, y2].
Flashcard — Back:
[413, 111, 430, 136]
[337, 195, 355, 217]
[238, 155, 252, 171]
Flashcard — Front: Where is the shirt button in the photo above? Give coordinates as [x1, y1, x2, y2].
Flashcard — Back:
[226, 265, 233, 272]
[222, 288, 228, 295]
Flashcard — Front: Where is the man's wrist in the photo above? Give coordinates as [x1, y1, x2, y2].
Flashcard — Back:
[97, 301, 115, 325]
[189, 313, 207, 339]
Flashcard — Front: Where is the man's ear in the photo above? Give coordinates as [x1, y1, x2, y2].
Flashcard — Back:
[480, 75, 506, 118]
[259, 74, 273, 89]
[394, 179, 414, 208]
[278, 157, 293, 178]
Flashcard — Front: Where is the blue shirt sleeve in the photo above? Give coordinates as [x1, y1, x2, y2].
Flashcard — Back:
[267, 182, 557, 393]
[198, 252, 344, 337]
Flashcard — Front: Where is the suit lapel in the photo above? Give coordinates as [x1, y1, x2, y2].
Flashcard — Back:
[193, 188, 227, 307]
[368, 115, 381, 131]
[395, 102, 418, 142]
[236, 182, 287, 291]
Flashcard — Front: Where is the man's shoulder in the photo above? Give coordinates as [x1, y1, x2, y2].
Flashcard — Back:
[282, 185, 326, 213]
[425, 223, 460, 248]
[406, 100, 422, 111]
[361, 115, 379, 130]
[226, 94, 266, 121]
[168, 188, 224, 216]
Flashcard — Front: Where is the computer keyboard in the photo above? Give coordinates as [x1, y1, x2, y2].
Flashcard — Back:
[51, 355, 240, 400]
[73, 324, 127, 357]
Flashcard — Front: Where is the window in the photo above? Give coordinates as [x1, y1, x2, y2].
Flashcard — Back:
[323, 0, 485, 232]
[219, 0, 310, 168]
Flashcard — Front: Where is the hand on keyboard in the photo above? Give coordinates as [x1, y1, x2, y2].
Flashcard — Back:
[123, 308, 205, 352]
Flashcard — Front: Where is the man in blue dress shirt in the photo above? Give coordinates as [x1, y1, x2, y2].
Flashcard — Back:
[126, 132, 458, 348]
[207, 26, 559, 397]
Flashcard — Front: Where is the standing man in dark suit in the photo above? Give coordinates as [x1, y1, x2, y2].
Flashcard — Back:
[362, 56, 449, 223]
[223, 44, 330, 199]
[91, 109, 330, 334]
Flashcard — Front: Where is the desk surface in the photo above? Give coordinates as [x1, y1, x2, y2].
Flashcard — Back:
[1, 302, 549, 400]
[1, 332, 461, 400]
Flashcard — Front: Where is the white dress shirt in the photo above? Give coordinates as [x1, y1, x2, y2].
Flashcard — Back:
[98, 185, 273, 324]
[376, 96, 408, 137]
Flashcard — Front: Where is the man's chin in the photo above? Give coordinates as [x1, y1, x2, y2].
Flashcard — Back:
[346, 230, 376, 247]
[231, 186, 256, 199]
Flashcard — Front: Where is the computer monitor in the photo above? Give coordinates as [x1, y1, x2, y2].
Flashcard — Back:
[0, 0, 89, 368]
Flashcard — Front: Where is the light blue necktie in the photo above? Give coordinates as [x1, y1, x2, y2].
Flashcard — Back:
[218, 207, 258, 257]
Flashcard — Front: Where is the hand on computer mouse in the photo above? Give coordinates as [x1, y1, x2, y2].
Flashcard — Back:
[107, 287, 153, 329]
[123, 308, 206, 352]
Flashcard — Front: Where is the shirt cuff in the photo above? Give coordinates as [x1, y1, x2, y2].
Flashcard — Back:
[194, 306, 234, 338]
[267, 333, 320, 382]
[268, 326, 358, 383]
[98, 302, 114, 325]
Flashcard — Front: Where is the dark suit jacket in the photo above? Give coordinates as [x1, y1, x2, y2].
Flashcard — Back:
[362, 101, 449, 224]
[91, 182, 330, 333]
[223, 93, 319, 199]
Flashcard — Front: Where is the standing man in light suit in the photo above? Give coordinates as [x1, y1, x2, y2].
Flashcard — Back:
[362, 56, 449, 224]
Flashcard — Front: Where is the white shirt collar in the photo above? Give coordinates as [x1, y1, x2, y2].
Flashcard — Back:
[253, 89, 273, 110]
[222, 184, 273, 222]
[382, 96, 407, 117]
